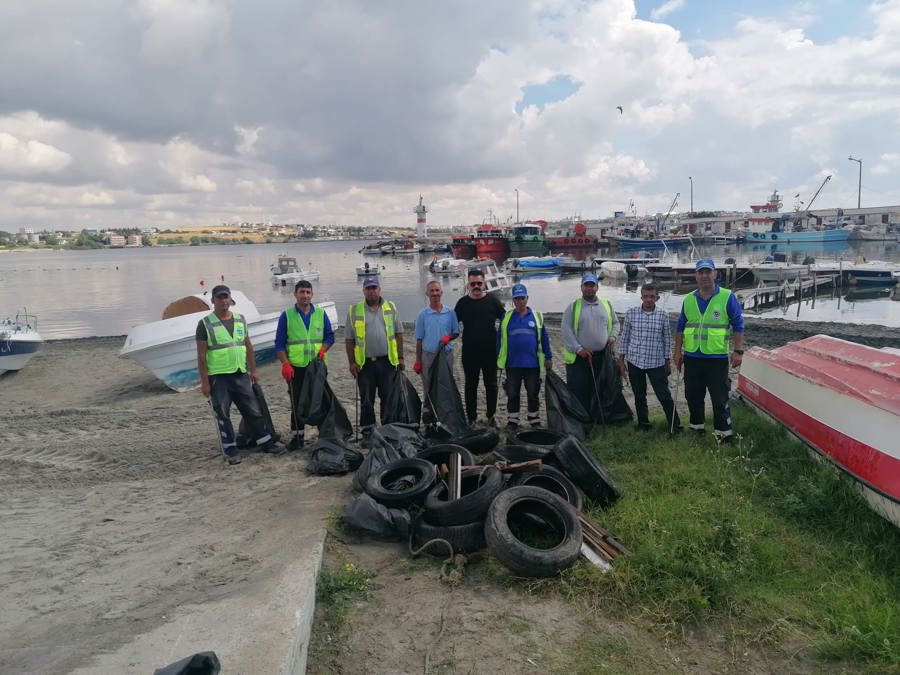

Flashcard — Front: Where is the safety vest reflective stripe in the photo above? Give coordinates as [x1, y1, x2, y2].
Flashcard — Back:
[286, 306, 325, 367]
[682, 289, 732, 355]
[497, 310, 545, 370]
[352, 300, 399, 367]
[204, 312, 248, 375]
[563, 297, 613, 364]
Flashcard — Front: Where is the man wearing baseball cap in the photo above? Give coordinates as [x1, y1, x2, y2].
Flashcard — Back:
[345, 277, 405, 443]
[496, 283, 552, 430]
[196, 285, 285, 464]
[673, 258, 745, 443]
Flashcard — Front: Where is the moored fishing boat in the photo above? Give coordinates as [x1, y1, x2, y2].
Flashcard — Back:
[508, 221, 547, 257]
[545, 221, 599, 250]
[449, 232, 476, 259]
[270, 255, 320, 285]
[0, 310, 43, 375]
[737, 335, 900, 528]
[473, 222, 510, 261]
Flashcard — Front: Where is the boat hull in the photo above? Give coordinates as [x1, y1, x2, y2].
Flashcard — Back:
[737, 336, 900, 528]
[0, 337, 42, 375]
[746, 229, 850, 243]
[508, 239, 546, 257]
[450, 243, 476, 259]
[547, 235, 598, 249]
[614, 236, 694, 249]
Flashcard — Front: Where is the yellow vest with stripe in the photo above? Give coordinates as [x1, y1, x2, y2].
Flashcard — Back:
[286, 305, 326, 367]
[563, 297, 614, 364]
[682, 289, 732, 355]
[497, 309, 545, 370]
[352, 300, 400, 367]
[204, 311, 247, 375]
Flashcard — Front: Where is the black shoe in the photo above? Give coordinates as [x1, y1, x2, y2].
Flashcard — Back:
[286, 436, 304, 452]
[260, 442, 287, 455]
[225, 452, 242, 465]
[635, 423, 652, 432]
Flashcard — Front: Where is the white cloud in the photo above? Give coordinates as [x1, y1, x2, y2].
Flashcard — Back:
[0, 133, 72, 176]
[651, 0, 685, 21]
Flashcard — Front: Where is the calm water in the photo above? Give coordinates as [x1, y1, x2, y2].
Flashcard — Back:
[1, 238, 899, 338]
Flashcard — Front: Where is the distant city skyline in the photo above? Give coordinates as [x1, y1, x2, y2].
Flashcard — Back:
[2, 1, 898, 229]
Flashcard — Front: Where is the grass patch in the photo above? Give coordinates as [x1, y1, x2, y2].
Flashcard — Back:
[309, 560, 376, 663]
[560, 404, 900, 666]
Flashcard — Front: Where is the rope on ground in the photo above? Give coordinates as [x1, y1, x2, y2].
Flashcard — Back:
[408, 535, 467, 585]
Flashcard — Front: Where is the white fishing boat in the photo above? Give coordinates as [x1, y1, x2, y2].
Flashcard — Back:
[0, 310, 43, 375]
[355, 263, 381, 276]
[270, 255, 320, 286]
[599, 260, 647, 280]
[424, 257, 465, 274]
[751, 257, 808, 284]
[120, 290, 338, 392]
[738, 335, 900, 529]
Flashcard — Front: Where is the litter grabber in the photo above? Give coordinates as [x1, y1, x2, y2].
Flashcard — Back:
[587, 352, 606, 426]
[207, 399, 240, 465]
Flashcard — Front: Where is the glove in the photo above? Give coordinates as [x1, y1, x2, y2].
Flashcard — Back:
[281, 362, 295, 382]
[440, 335, 451, 346]
[318, 346, 327, 360]
[413, 361, 423, 374]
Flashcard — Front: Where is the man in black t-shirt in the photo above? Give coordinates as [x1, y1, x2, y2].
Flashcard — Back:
[453, 269, 506, 425]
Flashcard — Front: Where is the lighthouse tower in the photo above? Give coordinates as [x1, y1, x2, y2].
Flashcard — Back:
[414, 194, 428, 238]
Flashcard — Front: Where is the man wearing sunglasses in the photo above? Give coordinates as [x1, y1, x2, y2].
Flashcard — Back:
[453, 268, 506, 426]
[196, 285, 284, 464]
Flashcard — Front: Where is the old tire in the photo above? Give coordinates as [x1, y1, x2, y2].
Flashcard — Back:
[551, 435, 621, 506]
[506, 428, 566, 452]
[509, 464, 583, 512]
[485, 486, 582, 577]
[412, 515, 486, 556]
[417, 444, 475, 468]
[454, 427, 501, 454]
[423, 466, 506, 526]
[364, 458, 437, 508]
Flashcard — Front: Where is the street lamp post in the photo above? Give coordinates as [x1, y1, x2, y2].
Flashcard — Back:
[515, 188, 519, 223]
[848, 156, 862, 208]
[689, 176, 693, 216]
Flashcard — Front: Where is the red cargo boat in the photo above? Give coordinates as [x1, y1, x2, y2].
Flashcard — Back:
[449, 232, 476, 260]
[473, 222, 509, 262]
[737, 335, 900, 529]
[546, 222, 599, 250]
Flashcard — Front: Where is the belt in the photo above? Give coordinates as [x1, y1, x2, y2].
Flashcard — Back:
[366, 355, 389, 362]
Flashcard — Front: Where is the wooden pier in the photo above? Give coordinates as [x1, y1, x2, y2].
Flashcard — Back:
[735, 275, 837, 311]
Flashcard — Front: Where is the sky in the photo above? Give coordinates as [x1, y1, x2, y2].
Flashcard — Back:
[1, 0, 899, 230]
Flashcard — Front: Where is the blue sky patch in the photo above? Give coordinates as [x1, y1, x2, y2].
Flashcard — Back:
[516, 74, 583, 116]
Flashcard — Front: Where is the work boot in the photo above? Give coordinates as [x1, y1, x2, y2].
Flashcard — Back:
[287, 434, 305, 452]
[260, 441, 287, 455]
[224, 450, 242, 466]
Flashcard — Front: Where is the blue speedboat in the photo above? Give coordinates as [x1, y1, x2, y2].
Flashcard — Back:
[0, 311, 43, 375]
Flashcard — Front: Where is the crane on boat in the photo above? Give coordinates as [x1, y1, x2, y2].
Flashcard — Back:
[805, 174, 832, 211]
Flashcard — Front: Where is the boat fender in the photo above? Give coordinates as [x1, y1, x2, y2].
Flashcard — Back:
[752, 232, 759, 238]
[771, 234, 778, 240]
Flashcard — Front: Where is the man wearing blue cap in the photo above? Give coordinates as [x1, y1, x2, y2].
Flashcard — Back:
[674, 259, 745, 443]
[562, 273, 628, 423]
[497, 283, 552, 429]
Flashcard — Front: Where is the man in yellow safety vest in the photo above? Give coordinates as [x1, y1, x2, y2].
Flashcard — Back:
[196, 285, 284, 464]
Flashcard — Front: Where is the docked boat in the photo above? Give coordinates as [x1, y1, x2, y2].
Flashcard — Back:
[355, 263, 381, 276]
[745, 228, 849, 244]
[0, 311, 43, 375]
[611, 232, 694, 250]
[508, 222, 547, 257]
[270, 255, 320, 286]
[546, 221, 599, 250]
[847, 260, 900, 286]
[599, 260, 646, 280]
[737, 335, 900, 529]
[751, 257, 809, 284]
[507, 256, 564, 272]
[120, 290, 338, 392]
[449, 232, 477, 259]
[473, 222, 510, 261]
[424, 257, 465, 274]
[393, 240, 421, 255]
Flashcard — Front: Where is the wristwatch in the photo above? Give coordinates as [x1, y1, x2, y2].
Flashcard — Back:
[733, 349, 745, 355]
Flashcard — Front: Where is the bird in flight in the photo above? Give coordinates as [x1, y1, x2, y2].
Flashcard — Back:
[616, 106, 623, 114]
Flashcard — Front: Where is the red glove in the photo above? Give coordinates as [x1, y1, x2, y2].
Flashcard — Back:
[281, 362, 295, 381]
[440, 335, 451, 346]
[413, 361, 423, 374]
[318, 347, 328, 360]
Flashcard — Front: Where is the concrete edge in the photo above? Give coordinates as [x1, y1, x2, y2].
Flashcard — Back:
[281, 537, 326, 675]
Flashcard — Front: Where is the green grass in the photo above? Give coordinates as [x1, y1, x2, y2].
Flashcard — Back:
[550, 404, 900, 666]
[309, 559, 376, 663]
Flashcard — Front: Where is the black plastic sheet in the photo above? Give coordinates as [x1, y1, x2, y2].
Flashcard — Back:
[340, 492, 411, 540]
[545, 370, 589, 440]
[154, 651, 220, 675]
[382, 368, 422, 426]
[306, 438, 364, 475]
[236, 382, 280, 448]
[589, 349, 634, 424]
[424, 348, 469, 437]
[296, 360, 353, 439]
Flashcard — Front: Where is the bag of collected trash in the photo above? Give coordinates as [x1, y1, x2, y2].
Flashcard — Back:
[296, 360, 353, 439]
[424, 348, 469, 437]
[352, 423, 427, 492]
[306, 438, 364, 476]
[589, 349, 634, 424]
[235, 382, 281, 448]
[340, 492, 411, 540]
[154, 651, 220, 675]
[382, 368, 422, 426]
[545, 370, 589, 440]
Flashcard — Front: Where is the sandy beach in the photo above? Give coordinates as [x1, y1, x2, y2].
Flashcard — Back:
[1, 318, 896, 673]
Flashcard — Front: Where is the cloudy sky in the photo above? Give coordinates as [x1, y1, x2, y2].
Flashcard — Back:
[1, 0, 899, 230]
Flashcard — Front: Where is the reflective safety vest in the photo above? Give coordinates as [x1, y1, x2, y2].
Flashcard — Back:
[352, 300, 400, 367]
[203, 311, 247, 375]
[563, 297, 614, 364]
[286, 305, 326, 367]
[682, 289, 732, 355]
[497, 309, 545, 370]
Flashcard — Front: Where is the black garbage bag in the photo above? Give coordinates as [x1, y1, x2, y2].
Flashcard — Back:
[382, 368, 422, 426]
[236, 382, 280, 448]
[424, 348, 469, 437]
[154, 651, 220, 675]
[545, 370, 589, 440]
[589, 349, 634, 424]
[296, 360, 353, 439]
[352, 423, 427, 492]
[306, 438, 364, 476]
[341, 492, 411, 540]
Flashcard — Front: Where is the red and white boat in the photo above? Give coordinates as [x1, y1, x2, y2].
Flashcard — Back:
[737, 335, 900, 528]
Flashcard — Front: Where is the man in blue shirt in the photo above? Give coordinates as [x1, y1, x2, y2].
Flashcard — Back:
[497, 283, 552, 429]
[275, 280, 335, 451]
[673, 259, 745, 443]
[414, 280, 459, 422]
[618, 283, 681, 433]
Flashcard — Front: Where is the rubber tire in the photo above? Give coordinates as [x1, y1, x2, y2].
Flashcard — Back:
[423, 466, 506, 526]
[454, 427, 501, 454]
[551, 435, 621, 506]
[507, 428, 566, 452]
[509, 464, 583, 512]
[484, 443, 551, 463]
[417, 444, 475, 468]
[485, 486, 582, 577]
[412, 514, 486, 556]
[364, 458, 437, 508]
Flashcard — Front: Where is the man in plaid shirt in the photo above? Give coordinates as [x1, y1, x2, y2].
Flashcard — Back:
[618, 283, 682, 433]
